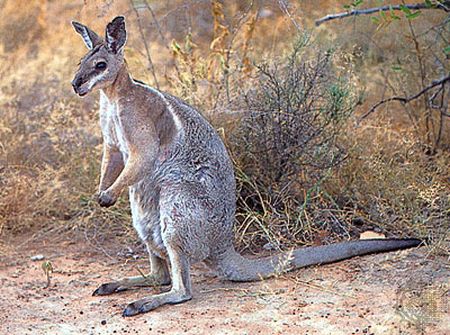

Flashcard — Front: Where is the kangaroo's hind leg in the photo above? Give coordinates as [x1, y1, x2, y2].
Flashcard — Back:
[121, 183, 216, 316]
[93, 245, 171, 296]
[122, 239, 192, 316]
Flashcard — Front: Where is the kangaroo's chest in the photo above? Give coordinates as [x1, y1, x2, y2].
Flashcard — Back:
[99, 94, 130, 161]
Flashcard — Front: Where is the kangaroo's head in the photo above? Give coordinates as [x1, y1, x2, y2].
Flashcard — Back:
[71, 16, 127, 96]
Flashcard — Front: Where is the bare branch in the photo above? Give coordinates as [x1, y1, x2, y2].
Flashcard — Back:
[278, 0, 302, 31]
[315, 2, 449, 26]
[143, 0, 168, 45]
[129, 0, 159, 89]
[359, 74, 450, 121]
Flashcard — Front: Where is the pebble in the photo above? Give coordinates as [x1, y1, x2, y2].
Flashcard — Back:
[31, 255, 45, 261]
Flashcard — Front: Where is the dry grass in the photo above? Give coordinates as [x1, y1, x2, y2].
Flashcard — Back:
[0, 0, 448, 258]
[333, 120, 449, 253]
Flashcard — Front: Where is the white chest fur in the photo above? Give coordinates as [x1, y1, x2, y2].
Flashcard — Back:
[99, 91, 130, 161]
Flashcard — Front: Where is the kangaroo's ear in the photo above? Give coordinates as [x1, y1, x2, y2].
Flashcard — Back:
[72, 21, 102, 49]
[105, 16, 127, 54]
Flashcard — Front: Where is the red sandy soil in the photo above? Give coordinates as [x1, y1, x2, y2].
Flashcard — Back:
[0, 232, 448, 335]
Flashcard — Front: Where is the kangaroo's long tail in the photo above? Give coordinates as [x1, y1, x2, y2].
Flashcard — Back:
[217, 239, 421, 282]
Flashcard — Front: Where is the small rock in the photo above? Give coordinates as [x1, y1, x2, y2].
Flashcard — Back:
[101, 320, 107, 325]
[31, 255, 45, 261]
[68, 279, 92, 287]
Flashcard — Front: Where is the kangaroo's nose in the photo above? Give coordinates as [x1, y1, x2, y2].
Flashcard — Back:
[71, 77, 82, 93]
[71, 81, 78, 93]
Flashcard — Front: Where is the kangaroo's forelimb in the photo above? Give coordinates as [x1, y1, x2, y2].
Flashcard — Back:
[98, 144, 124, 192]
[98, 120, 160, 207]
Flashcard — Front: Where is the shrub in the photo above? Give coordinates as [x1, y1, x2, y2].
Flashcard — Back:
[229, 37, 360, 251]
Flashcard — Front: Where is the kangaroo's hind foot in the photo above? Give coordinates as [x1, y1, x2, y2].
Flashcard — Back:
[92, 272, 171, 296]
[93, 253, 170, 296]
[122, 288, 192, 316]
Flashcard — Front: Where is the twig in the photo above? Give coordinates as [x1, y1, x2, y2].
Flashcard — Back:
[315, 2, 449, 26]
[201, 287, 250, 293]
[278, 0, 302, 31]
[214, 0, 255, 106]
[288, 277, 357, 299]
[406, 16, 433, 145]
[142, 0, 182, 78]
[359, 74, 450, 121]
[434, 84, 446, 147]
[143, 0, 168, 46]
[129, 0, 160, 89]
[429, 84, 445, 107]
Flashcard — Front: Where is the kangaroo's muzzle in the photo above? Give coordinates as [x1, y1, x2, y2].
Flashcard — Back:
[71, 76, 89, 96]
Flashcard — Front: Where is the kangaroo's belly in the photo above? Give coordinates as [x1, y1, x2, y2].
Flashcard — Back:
[128, 181, 168, 258]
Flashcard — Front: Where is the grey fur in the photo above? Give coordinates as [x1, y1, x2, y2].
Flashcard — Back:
[72, 16, 421, 317]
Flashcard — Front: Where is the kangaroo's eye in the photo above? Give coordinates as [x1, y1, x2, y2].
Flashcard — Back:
[96, 62, 107, 70]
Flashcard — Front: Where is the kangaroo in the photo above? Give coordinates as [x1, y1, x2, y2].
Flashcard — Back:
[71, 16, 421, 317]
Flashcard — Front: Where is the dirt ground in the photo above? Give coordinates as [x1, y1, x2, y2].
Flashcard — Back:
[0, 232, 448, 335]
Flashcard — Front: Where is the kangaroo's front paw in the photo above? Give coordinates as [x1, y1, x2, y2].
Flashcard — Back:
[97, 190, 116, 207]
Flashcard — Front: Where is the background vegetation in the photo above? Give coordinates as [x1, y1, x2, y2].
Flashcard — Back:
[0, 0, 448, 256]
